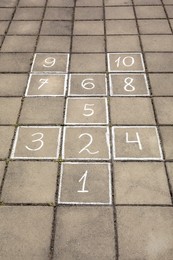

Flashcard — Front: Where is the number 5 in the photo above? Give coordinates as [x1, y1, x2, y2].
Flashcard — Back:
[83, 104, 94, 117]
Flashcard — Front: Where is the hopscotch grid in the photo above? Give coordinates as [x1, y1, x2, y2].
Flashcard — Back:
[58, 162, 112, 205]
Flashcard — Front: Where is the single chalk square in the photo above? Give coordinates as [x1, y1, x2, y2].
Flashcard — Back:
[11, 126, 61, 159]
[58, 163, 112, 205]
[108, 53, 145, 72]
[65, 97, 109, 125]
[25, 74, 68, 96]
[109, 73, 149, 96]
[31, 53, 69, 73]
[112, 126, 163, 160]
[68, 74, 107, 96]
[62, 126, 111, 160]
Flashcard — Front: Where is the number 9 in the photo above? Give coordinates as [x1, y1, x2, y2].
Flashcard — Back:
[43, 57, 56, 68]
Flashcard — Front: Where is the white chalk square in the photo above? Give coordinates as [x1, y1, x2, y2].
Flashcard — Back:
[109, 73, 150, 96]
[11, 126, 61, 159]
[58, 162, 112, 205]
[25, 74, 68, 96]
[64, 97, 109, 125]
[112, 126, 163, 160]
[108, 53, 145, 72]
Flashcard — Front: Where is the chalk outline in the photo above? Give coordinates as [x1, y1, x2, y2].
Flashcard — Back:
[62, 126, 111, 160]
[68, 73, 108, 96]
[25, 73, 68, 97]
[31, 53, 70, 74]
[112, 126, 163, 160]
[64, 97, 109, 125]
[109, 73, 150, 96]
[58, 162, 112, 205]
[10, 126, 62, 159]
[107, 53, 145, 72]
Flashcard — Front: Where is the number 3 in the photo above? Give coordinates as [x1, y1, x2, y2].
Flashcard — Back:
[25, 132, 44, 151]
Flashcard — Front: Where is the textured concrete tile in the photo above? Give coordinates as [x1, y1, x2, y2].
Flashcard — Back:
[107, 36, 141, 52]
[1, 36, 37, 52]
[0, 74, 28, 96]
[0, 98, 21, 124]
[138, 20, 171, 34]
[0, 8, 14, 20]
[166, 163, 173, 196]
[75, 7, 103, 20]
[105, 6, 135, 19]
[68, 74, 107, 96]
[44, 7, 73, 20]
[110, 97, 155, 125]
[163, 0, 173, 4]
[76, 0, 103, 6]
[8, 21, 41, 35]
[134, 0, 162, 4]
[165, 6, 173, 18]
[170, 19, 173, 30]
[106, 20, 137, 34]
[47, 0, 75, 7]
[40, 21, 72, 35]
[142, 35, 173, 52]
[72, 36, 105, 52]
[0, 21, 9, 35]
[114, 162, 171, 204]
[0, 0, 17, 7]
[62, 126, 110, 160]
[37, 36, 71, 52]
[135, 6, 166, 18]
[146, 53, 173, 72]
[58, 163, 111, 204]
[19, 97, 64, 124]
[0, 206, 53, 260]
[54, 207, 116, 260]
[11, 126, 61, 159]
[14, 7, 44, 20]
[112, 126, 162, 160]
[160, 127, 173, 160]
[154, 97, 173, 124]
[74, 21, 104, 35]
[70, 54, 105, 72]
[2, 161, 58, 203]
[105, 0, 132, 5]
[0, 53, 32, 72]
[0, 161, 5, 185]
[0, 126, 14, 159]
[117, 207, 173, 260]
[149, 74, 173, 96]
[0, 36, 3, 46]
[19, 0, 46, 6]
[65, 98, 108, 124]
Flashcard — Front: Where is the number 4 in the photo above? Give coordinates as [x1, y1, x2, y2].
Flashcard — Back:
[126, 132, 142, 150]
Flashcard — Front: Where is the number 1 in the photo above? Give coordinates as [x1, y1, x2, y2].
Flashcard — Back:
[77, 170, 89, 193]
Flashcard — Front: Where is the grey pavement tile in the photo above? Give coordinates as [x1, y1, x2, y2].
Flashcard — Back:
[107, 36, 141, 52]
[114, 162, 171, 204]
[0, 8, 14, 20]
[37, 36, 71, 52]
[138, 20, 171, 34]
[2, 161, 58, 203]
[105, 6, 135, 19]
[145, 53, 173, 72]
[133, 0, 162, 4]
[76, 0, 103, 6]
[141, 35, 173, 52]
[170, 19, 173, 30]
[8, 21, 41, 35]
[40, 21, 72, 35]
[0, 53, 32, 72]
[1, 36, 37, 52]
[106, 20, 138, 35]
[54, 207, 116, 259]
[0, 21, 9, 35]
[0, 0, 17, 7]
[70, 54, 106, 72]
[14, 7, 44, 20]
[135, 6, 166, 18]
[117, 207, 173, 260]
[165, 6, 173, 18]
[0, 206, 53, 260]
[19, 0, 46, 6]
[75, 7, 103, 20]
[72, 36, 105, 53]
[105, 0, 132, 5]
[163, 0, 173, 4]
[58, 163, 111, 204]
[0, 74, 28, 96]
[166, 163, 173, 196]
[19, 97, 64, 124]
[47, 0, 75, 7]
[0, 36, 3, 46]
[0, 126, 14, 159]
[73, 21, 104, 35]
[160, 127, 173, 160]
[154, 97, 173, 124]
[0, 161, 6, 185]
[44, 8, 73, 20]
[149, 74, 173, 96]
[0, 97, 21, 124]
[110, 97, 155, 125]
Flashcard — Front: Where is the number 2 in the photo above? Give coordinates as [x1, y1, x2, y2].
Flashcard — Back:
[79, 133, 99, 155]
